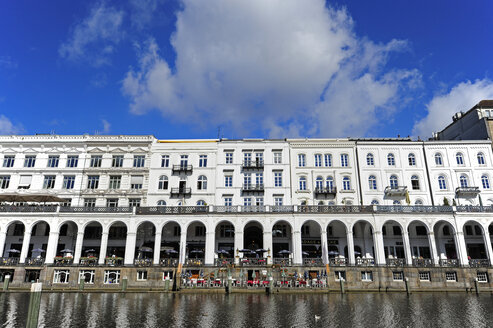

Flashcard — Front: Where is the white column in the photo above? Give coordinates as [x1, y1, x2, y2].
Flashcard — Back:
[205, 231, 215, 265]
[19, 231, 32, 264]
[0, 231, 7, 258]
[402, 231, 413, 265]
[454, 231, 469, 266]
[73, 231, 85, 264]
[124, 232, 137, 265]
[45, 231, 59, 264]
[346, 231, 355, 265]
[320, 230, 328, 265]
[427, 232, 439, 266]
[263, 230, 272, 264]
[153, 232, 162, 265]
[292, 230, 302, 265]
[179, 231, 187, 264]
[234, 229, 243, 257]
[98, 232, 108, 265]
[373, 230, 386, 265]
[482, 227, 493, 266]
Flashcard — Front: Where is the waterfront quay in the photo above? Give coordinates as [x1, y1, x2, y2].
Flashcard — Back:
[2, 204, 493, 293]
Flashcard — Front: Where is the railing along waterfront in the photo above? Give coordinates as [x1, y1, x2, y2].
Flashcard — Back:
[3, 204, 492, 214]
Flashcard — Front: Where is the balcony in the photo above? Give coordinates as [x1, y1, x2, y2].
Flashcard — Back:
[303, 258, 323, 266]
[105, 257, 124, 266]
[60, 206, 132, 213]
[241, 205, 266, 212]
[172, 165, 193, 174]
[356, 258, 375, 266]
[386, 258, 405, 267]
[240, 257, 267, 266]
[170, 188, 192, 197]
[0, 205, 57, 213]
[314, 187, 337, 197]
[0, 257, 19, 266]
[384, 186, 408, 197]
[137, 206, 207, 215]
[412, 258, 433, 267]
[160, 258, 179, 267]
[241, 184, 264, 193]
[329, 258, 347, 266]
[215, 258, 234, 266]
[185, 258, 204, 266]
[54, 257, 74, 266]
[242, 160, 264, 170]
[79, 257, 98, 266]
[455, 186, 480, 197]
[469, 259, 490, 267]
[134, 258, 152, 267]
[25, 257, 45, 266]
[439, 259, 459, 267]
[273, 258, 292, 266]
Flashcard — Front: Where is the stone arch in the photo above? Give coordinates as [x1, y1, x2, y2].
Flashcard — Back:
[215, 219, 236, 258]
[55, 220, 78, 258]
[27, 220, 51, 259]
[2, 220, 25, 258]
[136, 221, 157, 260]
[381, 219, 406, 261]
[433, 220, 458, 261]
[107, 220, 128, 258]
[272, 219, 292, 258]
[300, 219, 322, 259]
[351, 219, 375, 260]
[462, 219, 488, 261]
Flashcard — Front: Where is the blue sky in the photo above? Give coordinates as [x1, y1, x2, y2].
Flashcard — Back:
[1, 0, 493, 139]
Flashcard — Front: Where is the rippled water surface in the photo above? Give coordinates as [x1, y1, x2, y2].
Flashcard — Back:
[1, 292, 493, 327]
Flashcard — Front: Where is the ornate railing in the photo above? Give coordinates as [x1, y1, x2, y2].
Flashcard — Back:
[170, 188, 191, 196]
[241, 184, 264, 192]
[412, 258, 433, 267]
[0, 205, 57, 212]
[456, 205, 493, 213]
[469, 259, 490, 267]
[160, 258, 179, 267]
[386, 258, 405, 267]
[239, 257, 267, 266]
[356, 258, 375, 266]
[213, 206, 238, 213]
[439, 259, 459, 267]
[172, 165, 193, 173]
[185, 258, 204, 266]
[271, 205, 295, 212]
[273, 258, 292, 266]
[303, 258, 323, 266]
[377, 205, 453, 213]
[105, 257, 124, 266]
[298, 205, 374, 213]
[60, 206, 132, 213]
[54, 257, 74, 266]
[329, 258, 348, 266]
[25, 257, 45, 266]
[384, 186, 408, 196]
[79, 257, 98, 266]
[134, 258, 152, 267]
[215, 258, 234, 266]
[0, 257, 19, 266]
[241, 206, 266, 212]
[314, 187, 337, 196]
[242, 160, 264, 169]
[137, 206, 207, 215]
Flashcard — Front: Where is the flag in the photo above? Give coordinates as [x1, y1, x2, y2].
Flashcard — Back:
[405, 190, 411, 205]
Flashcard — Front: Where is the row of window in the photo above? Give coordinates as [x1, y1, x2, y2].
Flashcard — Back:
[297, 154, 348, 167]
[2, 154, 147, 169]
[299, 176, 351, 191]
[366, 152, 487, 167]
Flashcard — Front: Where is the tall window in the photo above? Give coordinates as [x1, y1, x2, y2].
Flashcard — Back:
[3, 155, 14, 168]
[87, 175, 100, 189]
[112, 155, 124, 167]
[343, 176, 351, 190]
[459, 175, 468, 188]
[133, 155, 145, 168]
[24, 155, 36, 168]
[255, 173, 263, 186]
[411, 175, 420, 190]
[324, 154, 332, 167]
[0, 175, 10, 189]
[225, 152, 233, 164]
[389, 175, 398, 188]
[438, 175, 447, 190]
[224, 175, 233, 187]
[243, 152, 252, 165]
[326, 176, 334, 189]
[43, 175, 56, 189]
[66, 155, 78, 168]
[108, 176, 121, 189]
[274, 172, 282, 187]
[482, 175, 490, 189]
[314, 154, 322, 167]
[47, 155, 60, 168]
[161, 155, 169, 167]
[158, 175, 168, 190]
[273, 152, 282, 164]
[456, 152, 464, 165]
[90, 155, 102, 168]
[180, 155, 188, 167]
[368, 175, 377, 190]
[341, 154, 348, 167]
[435, 153, 443, 166]
[63, 176, 75, 189]
[199, 155, 208, 167]
[255, 152, 263, 165]
[316, 176, 323, 190]
[408, 153, 416, 166]
[387, 154, 395, 166]
[197, 176, 207, 190]
[244, 173, 252, 186]
[478, 152, 485, 165]
[299, 176, 307, 190]
[298, 154, 306, 167]
[366, 153, 374, 166]
[256, 197, 264, 206]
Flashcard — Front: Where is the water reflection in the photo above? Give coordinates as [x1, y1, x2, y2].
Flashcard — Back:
[1, 292, 493, 327]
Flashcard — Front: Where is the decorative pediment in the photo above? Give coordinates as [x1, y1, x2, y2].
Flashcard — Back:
[87, 147, 105, 153]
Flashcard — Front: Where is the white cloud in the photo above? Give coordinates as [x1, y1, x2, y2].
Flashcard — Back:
[122, 0, 419, 137]
[59, 2, 124, 66]
[413, 79, 493, 138]
[101, 119, 111, 133]
[128, 0, 165, 29]
[0, 115, 24, 135]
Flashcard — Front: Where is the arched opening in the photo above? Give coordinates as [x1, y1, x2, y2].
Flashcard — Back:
[160, 221, 180, 266]
[382, 220, 405, 265]
[327, 220, 347, 264]
[2, 221, 24, 264]
[81, 222, 102, 264]
[27, 221, 50, 264]
[352, 221, 375, 265]
[433, 221, 458, 265]
[215, 220, 235, 263]
[407, 220, 432, 266]
[463, 221, 487, 266]
[272, 220, 292, 265]
[243, 221, 263, 253]
[55, 221, 78, 264]
[301, 220, 322, 265]
[186, 221, 206, 265]
[107, 221, 127, 260]
[135, 221, 156, 265]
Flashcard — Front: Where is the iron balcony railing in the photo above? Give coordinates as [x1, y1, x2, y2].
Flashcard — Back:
[0, 205, 57, 212]
[215, 258, 234, 266]
[439, 259, 459, 267]
[160, 258, 179, 267]
[455, 186, 480, 197]
[170, 188, 192, 196]
[0, 257, 19, 266]
[384, 185, 408, 196]
[172, 165, 193, 173]
[377, 205, 453, 213]
[356, 258, 375, 266]
[60, 206, 132, 213]
[242, 160, 264, 169]
[314, 187, 337, 196]
[329, 258, 347, 266]
[386, 258, 405, 267]
[469, 259, 490, 267]
[273, 258, 292, 266]
[412, 258, 434, 267]
[25, 257, 45, 266]
[241, 205, 266, 212]
[137, 206, 207, 215]
[303, 258, 324, 266]
[239, 258, 267, 266]
[134, 258, 152, 267]
[185, 258, 204, 266]
[241, 184, 264, 192]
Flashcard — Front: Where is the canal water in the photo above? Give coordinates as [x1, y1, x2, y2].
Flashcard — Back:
[1, 292, 493, 327]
